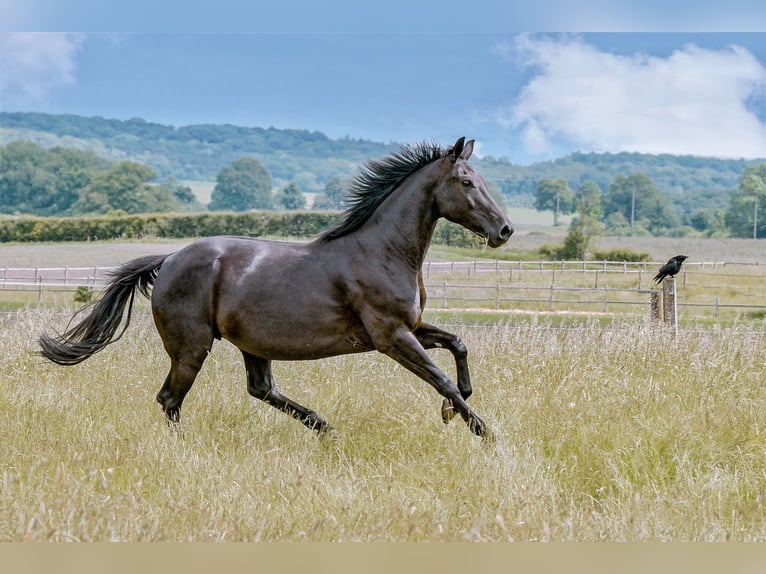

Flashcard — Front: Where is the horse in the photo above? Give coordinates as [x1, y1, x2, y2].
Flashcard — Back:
[39, 137, 513, 440]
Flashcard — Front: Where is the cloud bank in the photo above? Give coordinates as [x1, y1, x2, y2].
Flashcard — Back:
[0, 33, 85, 110]
[499, 34, 766, 159]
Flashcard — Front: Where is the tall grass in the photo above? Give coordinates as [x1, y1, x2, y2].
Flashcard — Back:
[1, 308, 765, 541]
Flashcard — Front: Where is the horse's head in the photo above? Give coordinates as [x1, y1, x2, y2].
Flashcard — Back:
[434, 137, 513, 248]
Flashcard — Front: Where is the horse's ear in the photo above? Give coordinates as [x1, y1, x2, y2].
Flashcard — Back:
[459, 139, 475, 160]
[449, 137, 466, 162]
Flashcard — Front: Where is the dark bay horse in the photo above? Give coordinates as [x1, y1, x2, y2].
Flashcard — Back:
[39, 137, 513, 440]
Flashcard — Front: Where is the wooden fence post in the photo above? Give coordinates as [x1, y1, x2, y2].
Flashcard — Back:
[662, 280, 674, 324]
[650, 290, 663, 322]
[662, 277, 679, 336]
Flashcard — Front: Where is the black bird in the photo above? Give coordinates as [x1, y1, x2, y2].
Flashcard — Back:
[653, 255, 688, 284]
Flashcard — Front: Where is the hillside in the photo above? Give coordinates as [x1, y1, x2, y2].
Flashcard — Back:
[0, 112, 395, 193]
[1, 112, 762, 210]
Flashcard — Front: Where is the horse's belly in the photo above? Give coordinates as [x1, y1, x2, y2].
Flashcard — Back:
[217, 296, 374, 360]
[224, 321, 373, 360]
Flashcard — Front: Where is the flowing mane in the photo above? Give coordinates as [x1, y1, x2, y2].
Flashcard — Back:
[321, 141, 447, 240]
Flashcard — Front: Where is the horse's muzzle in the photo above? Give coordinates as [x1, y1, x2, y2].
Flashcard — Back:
[488, 223, 513, 248]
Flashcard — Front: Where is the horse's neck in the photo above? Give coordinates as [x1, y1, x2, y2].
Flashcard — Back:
[359, 171, 439, 269]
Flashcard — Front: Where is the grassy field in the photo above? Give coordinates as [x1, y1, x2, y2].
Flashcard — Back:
[1, 307, 766, 541]
[2, 232, 765, 541]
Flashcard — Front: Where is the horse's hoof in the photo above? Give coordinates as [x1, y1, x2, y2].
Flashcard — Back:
[441, 399, 456, 424]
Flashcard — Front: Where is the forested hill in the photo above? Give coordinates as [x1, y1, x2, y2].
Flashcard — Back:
[1, 112, 761, 208]
[0, 112, 395, 193]
[479, 151, 760, 211]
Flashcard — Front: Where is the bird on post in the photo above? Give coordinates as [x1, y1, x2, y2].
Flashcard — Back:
[653, 255, 688, 284]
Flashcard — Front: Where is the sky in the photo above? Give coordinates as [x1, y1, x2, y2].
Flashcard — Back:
[1, 2, 765, 164]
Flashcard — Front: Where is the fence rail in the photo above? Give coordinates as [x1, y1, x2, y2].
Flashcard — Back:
[1, 266, 112, 287]
[2, 262, 765, 318]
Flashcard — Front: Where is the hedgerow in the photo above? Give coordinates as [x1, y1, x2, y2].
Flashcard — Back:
[0, 211, 342, 243]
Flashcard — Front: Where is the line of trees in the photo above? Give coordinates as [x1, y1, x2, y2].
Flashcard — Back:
[0, 141, 310, 217]
[0, 141, 204, 216]
[2, 139, 764, 241]
[533, 162, 766, 249]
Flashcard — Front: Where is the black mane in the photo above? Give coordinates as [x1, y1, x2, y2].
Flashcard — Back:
[321, 141, 447, 240]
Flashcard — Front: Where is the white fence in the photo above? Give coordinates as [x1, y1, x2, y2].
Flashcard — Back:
[2, 261, 765, 318]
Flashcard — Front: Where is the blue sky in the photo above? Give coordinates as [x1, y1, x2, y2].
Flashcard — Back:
[1, 3, 765, 163]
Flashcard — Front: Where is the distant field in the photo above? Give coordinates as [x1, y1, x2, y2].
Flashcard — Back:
[183, 180, 215, 205]
[507, 206, 573, 227]
[2, 232, 764, 268]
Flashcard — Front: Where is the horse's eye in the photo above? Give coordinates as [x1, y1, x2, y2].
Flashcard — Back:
[462, 180, 472, 187]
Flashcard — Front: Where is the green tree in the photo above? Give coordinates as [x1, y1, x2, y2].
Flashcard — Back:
[0, 141, 54, 214]
[557, 181, 605, 259]
[209, 157, 273, 211]
[157, 177, 204, 212]
[50, 147, 100, 213]
[533, 178, 576, 225]
[275, 181, 307, 210]
[71, 161, 162, 215]
[725, 163, 766, 239]
[0, 141, 101, 215]
[604, 173, 679, 235]
[690, 208, 728, 237]
[312, 176, 348, 210]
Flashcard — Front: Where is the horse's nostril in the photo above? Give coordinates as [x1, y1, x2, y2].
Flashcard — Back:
[500, 225, 513, 239]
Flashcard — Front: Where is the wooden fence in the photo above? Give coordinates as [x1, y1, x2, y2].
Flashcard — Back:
[2, 261, 765, 319]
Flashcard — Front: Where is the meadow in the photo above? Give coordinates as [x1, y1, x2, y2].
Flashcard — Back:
[2, 305, 766, 541]
[2, 230, 766, 541]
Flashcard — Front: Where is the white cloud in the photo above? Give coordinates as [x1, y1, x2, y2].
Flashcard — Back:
[499, 34, 766, 159]
[0, 33, 85, 109]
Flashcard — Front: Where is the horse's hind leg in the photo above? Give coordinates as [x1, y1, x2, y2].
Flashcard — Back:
[242, 351, 334, 435]
[156, 357, 206, 424]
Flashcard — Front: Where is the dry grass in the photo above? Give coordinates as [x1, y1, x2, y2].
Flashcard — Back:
[2, 307, 766, 541]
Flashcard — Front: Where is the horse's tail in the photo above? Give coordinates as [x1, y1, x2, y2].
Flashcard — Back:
[39, 254, 168, 366]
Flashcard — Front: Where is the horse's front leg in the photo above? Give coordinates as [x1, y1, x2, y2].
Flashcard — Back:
[414, 322, 471, 425]
[374, 324, 491, 440]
